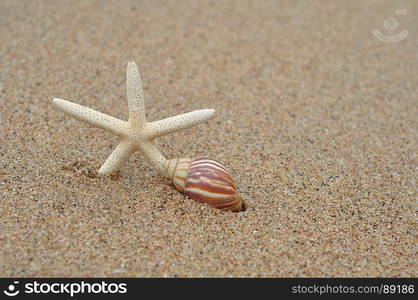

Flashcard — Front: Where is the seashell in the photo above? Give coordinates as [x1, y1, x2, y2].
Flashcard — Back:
[163, 157, 242, 212]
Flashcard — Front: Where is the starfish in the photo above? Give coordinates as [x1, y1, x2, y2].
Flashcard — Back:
[53, 62, 215, 175]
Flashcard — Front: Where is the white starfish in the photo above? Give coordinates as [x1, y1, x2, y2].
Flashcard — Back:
[53, 62, 215, 176]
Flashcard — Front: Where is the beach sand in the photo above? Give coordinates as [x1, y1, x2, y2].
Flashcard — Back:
[1, 0, 417, 277]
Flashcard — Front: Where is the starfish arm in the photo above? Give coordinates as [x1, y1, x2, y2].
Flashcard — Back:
[146, 109, 215, 139]
[126, 62, 146, 127]
[138, 141, 167, 175]
[98, 140, 135, 175]
[53, 98, 128, 136]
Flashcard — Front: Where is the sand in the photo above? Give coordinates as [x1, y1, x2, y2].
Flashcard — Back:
[1, 0, 417, 277]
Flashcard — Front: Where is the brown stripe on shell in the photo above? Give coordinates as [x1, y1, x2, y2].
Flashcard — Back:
[227, 199, 243, 212]
[187, 170, 235, 189]
[185, 189, 237, 205]
[186, 190, 237, 206]
[188, 167, 234, 184]
[190, 158, 229, 172]
[186, 189, 242, 212]
[186, 179, 235, 195]
[188, 159, 235, 185]
[182, 158, 242, 212]
[190, 158, 231, 174]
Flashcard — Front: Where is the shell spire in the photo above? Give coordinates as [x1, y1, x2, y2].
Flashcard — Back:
[163, 158, 192, 193]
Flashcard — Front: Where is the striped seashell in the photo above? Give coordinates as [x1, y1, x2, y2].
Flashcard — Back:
[163, 157, 242, 212]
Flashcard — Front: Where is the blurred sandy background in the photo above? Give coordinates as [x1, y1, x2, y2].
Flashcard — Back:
[1, 0, 417, 277]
